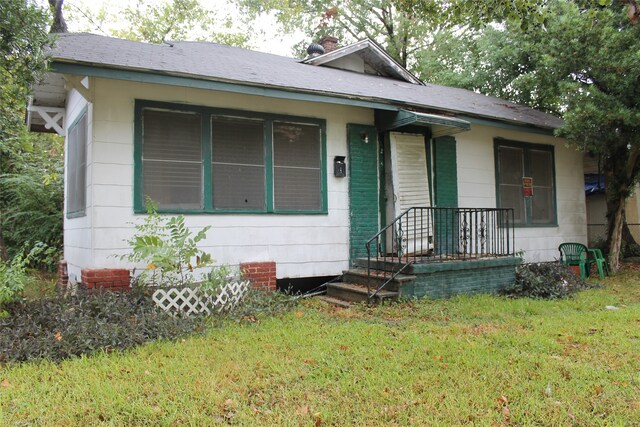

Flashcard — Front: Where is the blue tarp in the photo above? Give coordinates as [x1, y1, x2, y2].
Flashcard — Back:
[585, 174, 605, 195]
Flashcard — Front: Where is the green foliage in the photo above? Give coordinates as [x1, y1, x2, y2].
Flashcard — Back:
[0, 288, 201, 363]
[227, 287, 298, 321]
[0, 243, 53, 307]
[1, 276, 640, 423]
[120, 200, 213, 287]
[0, 133, 63, 264]
[0, 0, 51, 144]
[503, 262, 594, 299]
[235, 0, 454, 65]
[70, 0, 250, 47]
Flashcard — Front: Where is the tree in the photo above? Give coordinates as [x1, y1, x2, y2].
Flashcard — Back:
[67, 0, 251, 47]
[234, 0, 455, 66]
[417, 1, 640, 271]
[0, 0, 55, 261]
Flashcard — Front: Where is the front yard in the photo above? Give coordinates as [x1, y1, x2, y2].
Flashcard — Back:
[1, 270, 639, 425]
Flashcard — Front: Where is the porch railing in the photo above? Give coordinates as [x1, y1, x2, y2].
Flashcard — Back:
[365, 207, 515, 301]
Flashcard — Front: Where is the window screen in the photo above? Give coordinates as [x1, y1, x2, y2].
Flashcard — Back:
[273, 122, 321, 211]
[496, 141, 555, 226]
[67, 111, 87, 216]
[212, 117, 265, 209]
[498, 146, 525, 224]
[530, 149, 555, 224]
[142, 109, 203, 210]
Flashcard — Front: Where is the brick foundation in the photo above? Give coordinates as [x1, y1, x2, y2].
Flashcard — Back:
[81, 268, 131, 292]
[58, 260, 69, 288]
[240, 261, 276, 291]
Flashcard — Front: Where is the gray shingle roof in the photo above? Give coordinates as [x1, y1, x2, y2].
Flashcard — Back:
[49, 33, 563, 130]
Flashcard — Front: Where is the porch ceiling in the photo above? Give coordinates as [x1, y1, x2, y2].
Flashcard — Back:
[375, 109, 471, 137]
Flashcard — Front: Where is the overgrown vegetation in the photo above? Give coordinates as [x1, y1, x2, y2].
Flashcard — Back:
[0, 288, 202, 363]
[1, 271, 638, 424]
[0, 284, 296, 364]
[503, 262, 596, 299]
[0, 243, 55, 309]
[119, 200, 214, 288]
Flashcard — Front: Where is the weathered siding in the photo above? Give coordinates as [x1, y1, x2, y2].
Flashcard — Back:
[75, 78, 372, 279]
[456, 125, 586, 262]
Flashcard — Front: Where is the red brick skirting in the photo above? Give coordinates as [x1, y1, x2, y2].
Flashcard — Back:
[240, 261, 276, 291]
[81, 268, 131, 292]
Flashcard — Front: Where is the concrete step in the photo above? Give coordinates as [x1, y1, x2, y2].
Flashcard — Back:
[352, 258, 412, 273]
[326, 282, 399, 304]
[317, 295, 352, 308]
[341, 268, 416, 292]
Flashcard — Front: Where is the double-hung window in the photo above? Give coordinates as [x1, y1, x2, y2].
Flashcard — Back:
[135, 101, 326, 213]
[494, 139, 556, 226]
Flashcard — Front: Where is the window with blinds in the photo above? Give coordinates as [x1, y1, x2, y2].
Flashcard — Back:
[273, 122, 321, 211]
[212, 117, 265, 209]
[136, 101, 326, 213]
[495, 140, 556, 226]
[142, 109, 203, 210]
[67, 111, 87, 217]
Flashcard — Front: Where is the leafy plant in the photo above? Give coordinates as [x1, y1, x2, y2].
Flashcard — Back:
[0, 288, 201, 363]
[120, 199, 213, 287]
[502, 262, 594, 300]
[0, 243, 51, 308]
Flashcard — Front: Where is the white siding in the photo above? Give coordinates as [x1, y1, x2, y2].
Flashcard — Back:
[77, 78, 371, 279]
[456, 125, 586, 262]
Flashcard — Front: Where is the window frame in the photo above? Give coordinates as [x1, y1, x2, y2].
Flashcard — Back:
[66, 107, 88, 218]
[494, 138, 558, 227]
[134, 100, 327, 214]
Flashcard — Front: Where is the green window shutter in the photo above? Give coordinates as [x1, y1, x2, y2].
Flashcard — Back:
[433, 136, 458, 208]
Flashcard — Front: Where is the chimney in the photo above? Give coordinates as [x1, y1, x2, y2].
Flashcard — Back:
[319, 36, 338, 53]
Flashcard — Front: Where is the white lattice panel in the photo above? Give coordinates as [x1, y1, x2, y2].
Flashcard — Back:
[152, 280, 249, 317]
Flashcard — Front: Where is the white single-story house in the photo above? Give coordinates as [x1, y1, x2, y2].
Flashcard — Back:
[28, 33, 586, 293]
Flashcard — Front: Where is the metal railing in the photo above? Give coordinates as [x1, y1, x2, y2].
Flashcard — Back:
[365, 207, 515, 301]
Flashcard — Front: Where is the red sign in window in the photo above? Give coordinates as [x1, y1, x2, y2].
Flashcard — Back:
[522, 177, 533, 197]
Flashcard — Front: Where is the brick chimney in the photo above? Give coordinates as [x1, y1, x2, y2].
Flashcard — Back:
[319, 36, 338, 53]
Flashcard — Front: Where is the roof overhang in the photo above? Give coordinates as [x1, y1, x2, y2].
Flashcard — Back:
[375, 109, 471, 137]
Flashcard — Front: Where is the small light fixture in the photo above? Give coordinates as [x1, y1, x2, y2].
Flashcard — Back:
[360, 132, 369, 144]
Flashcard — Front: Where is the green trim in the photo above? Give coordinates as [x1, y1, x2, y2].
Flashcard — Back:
[134, 99, 327, 214]
[460, 115, 557, 136]
[202, 117, 212, 210]
[376, 109, 470, 133]
[264, 121, 274, 212]
[494, 138, 558, 227]
[52, 62, 397, 112]
[66, 105, 89, 219]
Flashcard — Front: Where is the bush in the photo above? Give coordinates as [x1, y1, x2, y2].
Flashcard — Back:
[502, 262, 594, 299]
[0, 288, 201, 363]
[0, 243, 51, 308]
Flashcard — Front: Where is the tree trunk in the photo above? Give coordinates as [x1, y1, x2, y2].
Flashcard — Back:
[48, 0, 68, 33]
[606, 193, 625, 272]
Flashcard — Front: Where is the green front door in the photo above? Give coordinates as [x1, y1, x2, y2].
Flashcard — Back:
[348, 124, 379, 263]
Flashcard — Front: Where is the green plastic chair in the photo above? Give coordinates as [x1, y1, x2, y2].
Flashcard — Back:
[587, 248, 609, 279]
[558, 243, 608, 279]
[558, 243, 590, 278]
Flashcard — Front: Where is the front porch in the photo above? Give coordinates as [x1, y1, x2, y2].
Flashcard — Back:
[326, 207, 518, 303]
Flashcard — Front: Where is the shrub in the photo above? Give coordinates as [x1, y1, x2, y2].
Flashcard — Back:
[502, 262, 593, 299]
[0, 288, 201, 363]
[119, 199, 215, 287]
[0, 243, 51, 308]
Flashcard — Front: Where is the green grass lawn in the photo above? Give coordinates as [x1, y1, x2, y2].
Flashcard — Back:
[1, 271, 639, 426]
